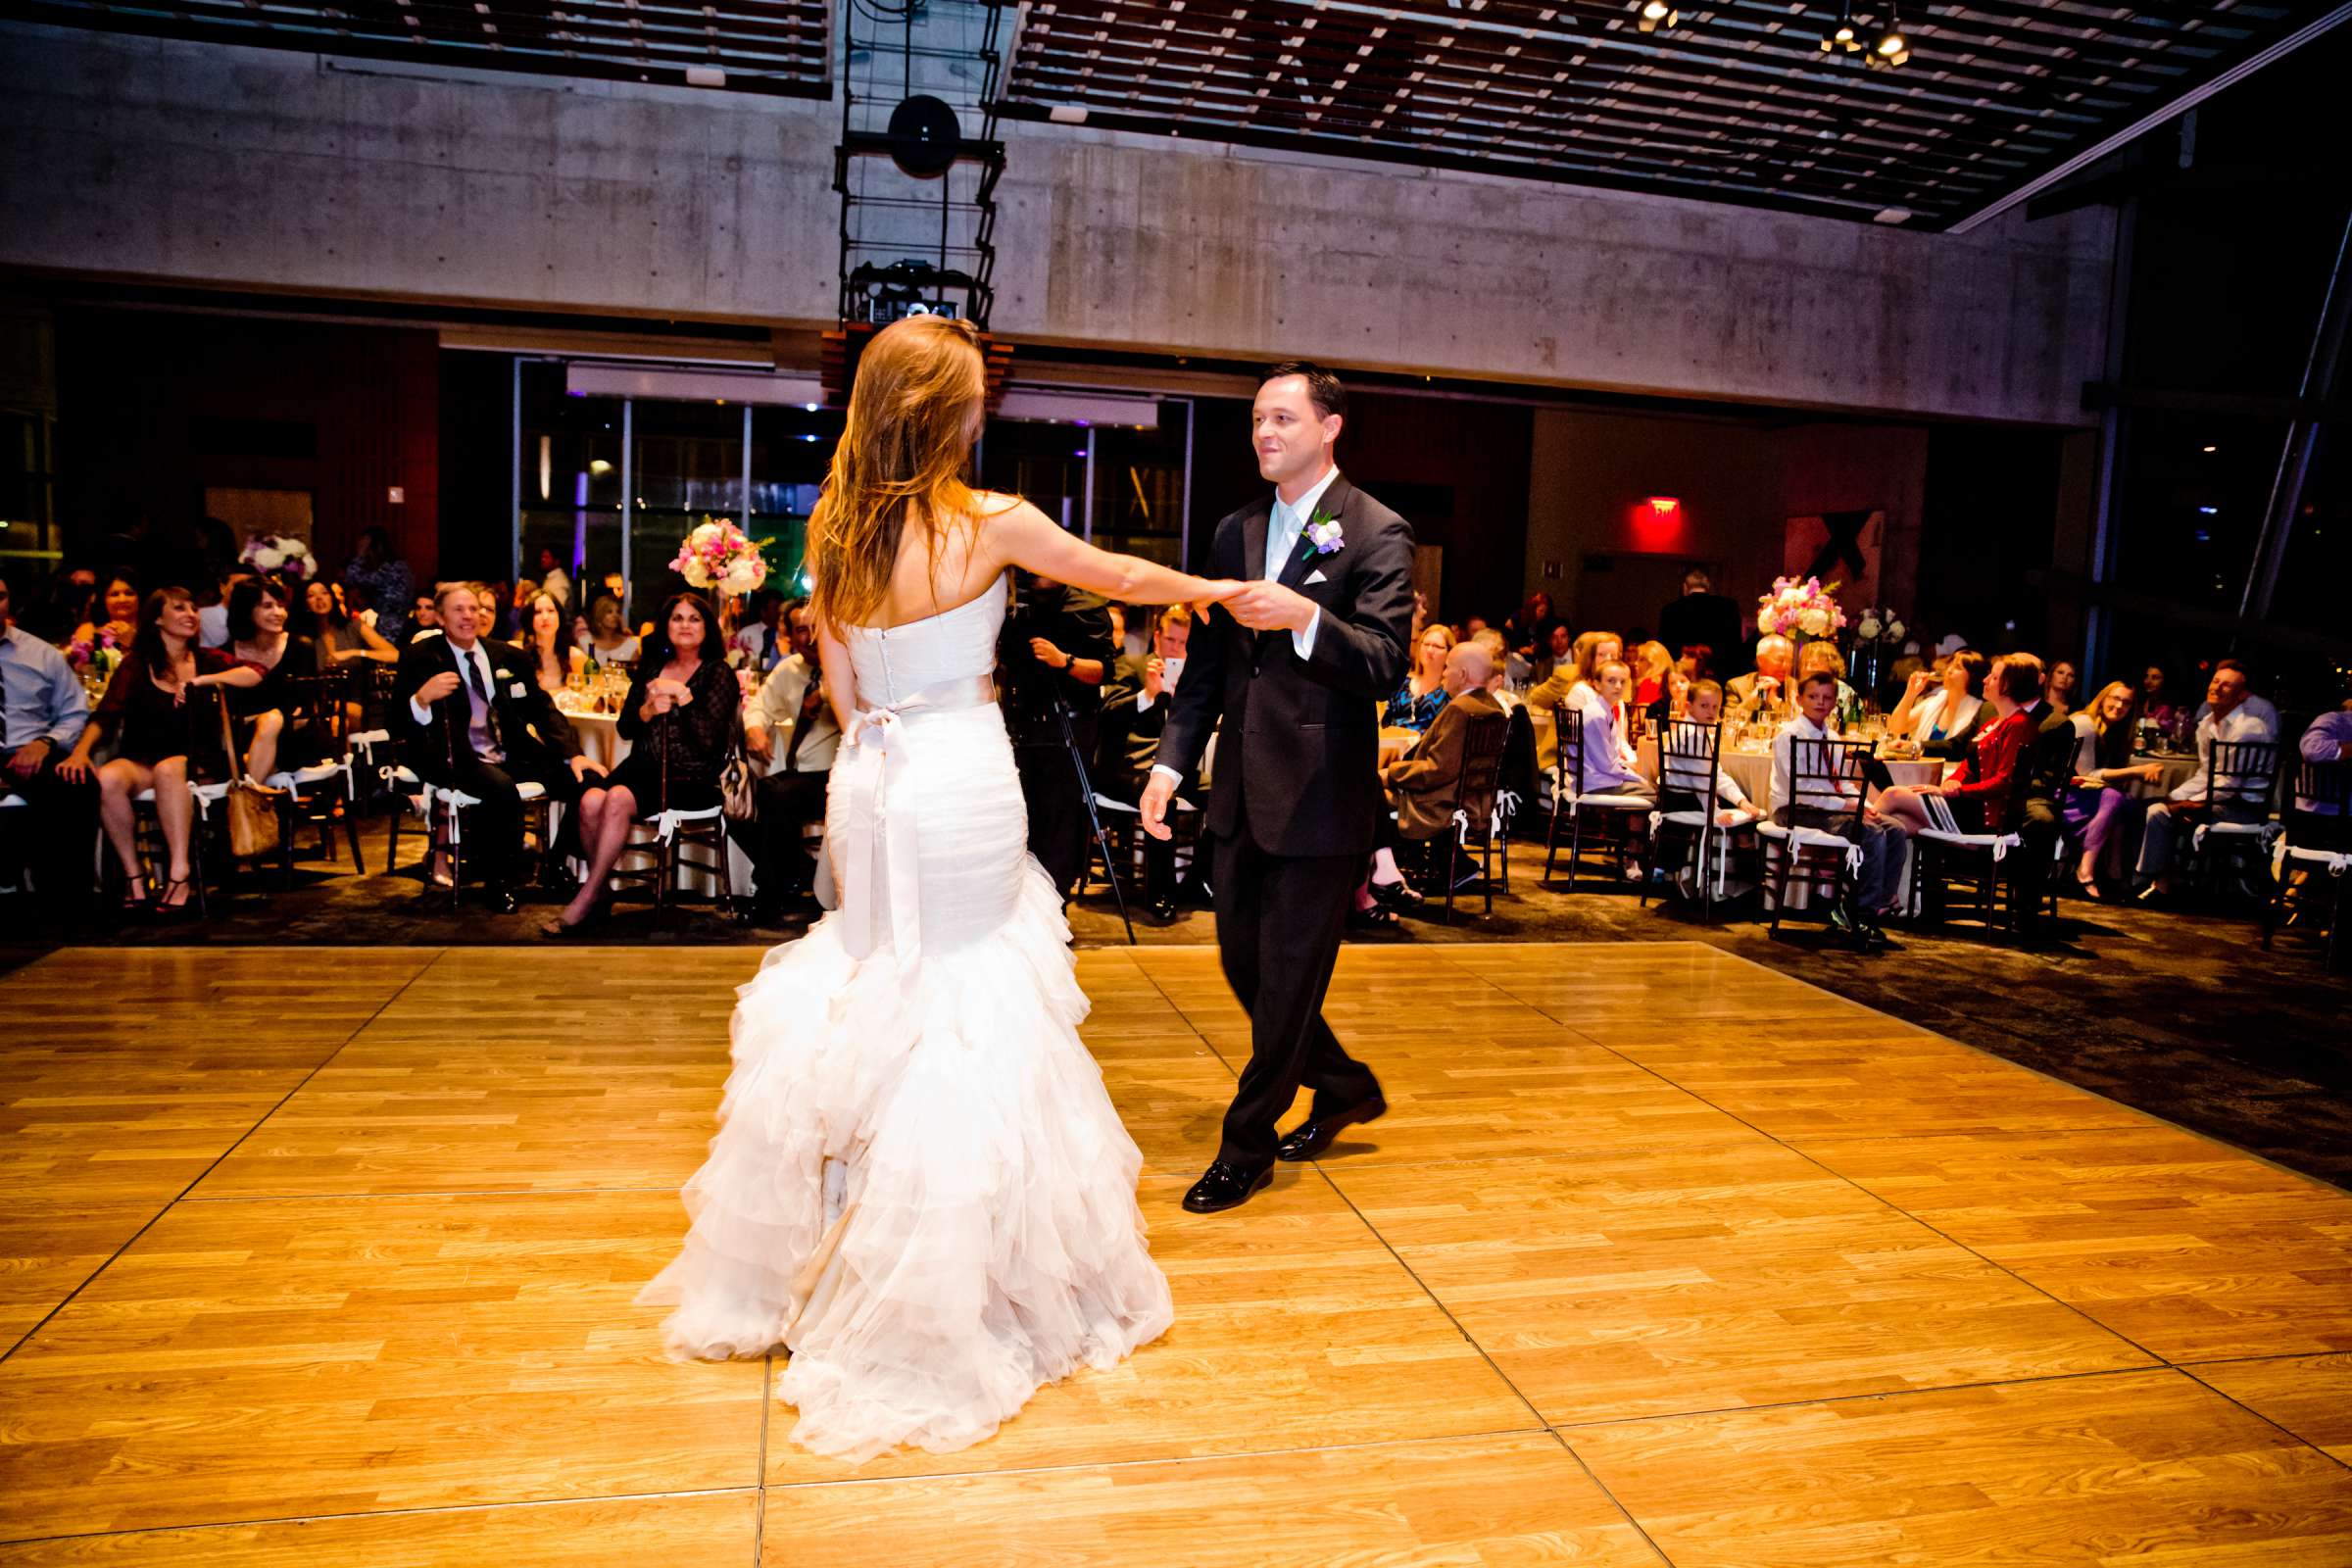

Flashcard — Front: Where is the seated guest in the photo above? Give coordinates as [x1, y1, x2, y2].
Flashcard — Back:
[299, 578, 399, 668]
[1631, 640, 1673, 709]
[1470, 628, 1540, 807]
[2060, 680, 2153, 898]
[65, 586, 262, 915]
[2045, 659, 2081, 721]
[1527, 620, 1573, 687]
[1726, 634, 1796, 721]
[1097, 605, 1194, 922]
[579, 594, 640, 666]
[547, 592, 736, 936]
[1383, 622, 1456, 732]
[226, 574, 322, 784]
[0, 572, 99, 923]
[740, 597, 841, 921]
[1796, 641, 1859, 713]
[2290, 681, 2352, 852]
[1661, 680, 1761, 823]
[1363, 641, 1506, 917]
[2132, 663, 2277, 902]
[2138, 662, 2183, 740]
[2191, 657, 2281, 736]
[1887, 649, 1987, 757]
[399, 581, 601, 912]
[514, 590, 586, 696]
[73, 573, 140, 651]
[1567, 658, 1652, 803]
[1880, 654, 2042, 836]
[411, 592, 441, 639]
[196, 565, 250, 650]
[1527, 628, 1621, 722]
[1768, 669, 1906, 949]
[730, 588, 787, 674]
[1647, 658, 1695, 731]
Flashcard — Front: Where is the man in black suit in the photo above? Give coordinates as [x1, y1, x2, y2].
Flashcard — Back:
[1099, 604, 1196, 922]
[1142, 363, 1415, 1214]
[1658, 568, 1743, 678]
[396, 580, 603, 911]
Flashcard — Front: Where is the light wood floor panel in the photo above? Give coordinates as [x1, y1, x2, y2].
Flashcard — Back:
[761, 1434, 1664, 1567]
[1571, 1018, 2158, 1143]
[1800, 1125, 2352, 1360]
[1339, 1144, 2155, 1425]
[0, 1491, 756, 1566]
[2188, 1353, 2352, 1463]
[0, 1201, 165, 1348]
[188, 1034, 732, 1199]
[1567, 1369, 2352, 1568]
[763, 1170, 1538, 1484]
[0, 1192, 762, 1539]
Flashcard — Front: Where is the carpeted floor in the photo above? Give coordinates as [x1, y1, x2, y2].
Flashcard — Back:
[6, 823, 2346, 1190]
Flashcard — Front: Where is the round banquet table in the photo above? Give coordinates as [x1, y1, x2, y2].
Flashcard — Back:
[2131, 751, 2202, 799]
[555, 702, 629, 772]
[1379, 725, 1420, 767]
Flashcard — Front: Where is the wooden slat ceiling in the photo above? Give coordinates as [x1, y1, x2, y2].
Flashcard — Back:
[994, 0, 2334, 227]
[0, 0, 830, 97]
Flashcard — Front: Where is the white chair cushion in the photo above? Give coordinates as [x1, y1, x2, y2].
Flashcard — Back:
[0, 793, 26, 809]
[266, 763, 345, 796]
[1754, 820, 1856, 852]
[1652, 808, 1716, 827]
[1572, 791, 1652, 809]
[1916, 826, 2022, 861]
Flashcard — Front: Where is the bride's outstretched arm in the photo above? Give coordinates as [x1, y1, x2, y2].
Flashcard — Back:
[816, 619, 858, 732]
[985, 496, 1235, 606]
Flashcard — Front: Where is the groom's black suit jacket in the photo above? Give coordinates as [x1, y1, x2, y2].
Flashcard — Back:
[1155, 475, 1415, 858]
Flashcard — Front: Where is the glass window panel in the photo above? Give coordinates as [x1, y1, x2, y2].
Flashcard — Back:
[516, 361, 625, 627]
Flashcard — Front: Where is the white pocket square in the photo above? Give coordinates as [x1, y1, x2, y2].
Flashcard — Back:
[1304, 568, 1330, 585]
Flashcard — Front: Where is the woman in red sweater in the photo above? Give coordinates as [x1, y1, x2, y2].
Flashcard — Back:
[1877, 654, 2044, 834]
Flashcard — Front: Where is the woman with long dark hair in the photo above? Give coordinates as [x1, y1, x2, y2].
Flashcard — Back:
[514, 589, 585, 695]
[58, 586, 261, 912]
[226, 574, 321, 782]
[544, 591, 734, 935]
[639, 314, 1237, 1462]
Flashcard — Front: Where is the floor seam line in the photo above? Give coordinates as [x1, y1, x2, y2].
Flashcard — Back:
[2175, 1362, 2352, 1476]
[0, 948, 451, 1368]
[1547, 1429, 1682, 1568]
[0, 1484, 761, 1549]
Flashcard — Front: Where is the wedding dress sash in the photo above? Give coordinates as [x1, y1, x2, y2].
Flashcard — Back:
[836, 672, 998, 966]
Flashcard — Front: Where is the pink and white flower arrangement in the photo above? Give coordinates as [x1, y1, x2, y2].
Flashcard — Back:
[669, 517, 768, 597]
[1755, 575, 1847, 641]
[239, 533, 318, 581]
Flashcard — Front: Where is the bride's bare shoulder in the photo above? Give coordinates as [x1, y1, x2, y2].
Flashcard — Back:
[969, 490, 1040, 524]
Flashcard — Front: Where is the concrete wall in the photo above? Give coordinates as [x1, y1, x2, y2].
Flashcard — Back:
[1, 24, 2115, 426]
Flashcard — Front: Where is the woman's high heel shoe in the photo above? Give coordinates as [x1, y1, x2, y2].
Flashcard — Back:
[540, 897, 611, 940]
[154, 878, 197, 918]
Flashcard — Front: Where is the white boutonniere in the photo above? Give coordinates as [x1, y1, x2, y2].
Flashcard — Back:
[1304, 507, 1345, 556]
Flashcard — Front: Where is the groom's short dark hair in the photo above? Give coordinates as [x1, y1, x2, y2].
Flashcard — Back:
[1259, 361, 1347, 421]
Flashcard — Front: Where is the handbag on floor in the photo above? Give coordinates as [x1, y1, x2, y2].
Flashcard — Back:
[215, 689, 284, 858]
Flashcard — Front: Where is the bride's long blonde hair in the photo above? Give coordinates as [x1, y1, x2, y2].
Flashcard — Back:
[805, 315, 988, 631]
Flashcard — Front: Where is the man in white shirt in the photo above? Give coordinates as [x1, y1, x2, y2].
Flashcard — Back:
[2189, 658, 2280, 735]
[532, 547, 573, 611]
[1768, 670, 1906, 950]
[740, 599, 838, 919]
[0, 573, 98, 923]
[731, 589, 787, 675]
[2134, 664, 2277, 900]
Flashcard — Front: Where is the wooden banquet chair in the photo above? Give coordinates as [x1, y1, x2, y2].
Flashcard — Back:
[1753, 736, 1873, 939]
[2262, 760, 2348, 969]
[1544, 702, 1650, 889]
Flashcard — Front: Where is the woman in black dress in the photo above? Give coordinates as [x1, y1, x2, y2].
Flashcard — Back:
[545, 591, 739, 936]
[58, 586, 262, 912]
[226, 575, 322, 782]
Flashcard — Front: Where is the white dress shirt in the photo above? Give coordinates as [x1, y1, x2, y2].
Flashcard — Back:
[410, 637, 504, 760]
[1263, 466, 1338, 662]
[746, 652, 840, 775]
[1569, 683, 1644, 796]
[1769, 712, 1857, 814]
[2173, 703, 2278, 804]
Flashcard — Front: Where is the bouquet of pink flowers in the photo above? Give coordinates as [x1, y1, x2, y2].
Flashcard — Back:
[239, 533, 318, 581]
[669, 517, 768, 597]
[1755, 575, 1847, 641]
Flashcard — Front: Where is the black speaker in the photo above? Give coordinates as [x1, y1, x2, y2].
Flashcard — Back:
[887, 95, 962, 177]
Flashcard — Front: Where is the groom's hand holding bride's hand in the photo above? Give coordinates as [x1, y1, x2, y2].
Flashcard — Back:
[1220, 580, 1314, 633]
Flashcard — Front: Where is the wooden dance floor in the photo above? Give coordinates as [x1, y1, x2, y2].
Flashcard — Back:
[3, 942, 2350, 1564]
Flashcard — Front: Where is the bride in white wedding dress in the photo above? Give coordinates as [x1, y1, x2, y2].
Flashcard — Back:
[640, 315, 1237, 1463]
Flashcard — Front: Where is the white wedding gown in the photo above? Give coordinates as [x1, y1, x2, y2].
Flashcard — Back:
[639, 586, 1173, 1463]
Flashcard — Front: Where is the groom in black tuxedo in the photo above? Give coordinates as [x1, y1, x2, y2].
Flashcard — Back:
[1142, 363, 1416, 1214]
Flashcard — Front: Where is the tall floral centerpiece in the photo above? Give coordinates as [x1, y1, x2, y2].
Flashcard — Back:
[669, 516, 769, 598]
[239, 533, 318, 581]
[1847, 604, 1909, 704]
[1755, 574, 1847, 645]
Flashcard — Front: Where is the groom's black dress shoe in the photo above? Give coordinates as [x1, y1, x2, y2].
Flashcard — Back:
[1181, 1160, 1274, 1214]
[1273, 1096, 1388, 1162]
